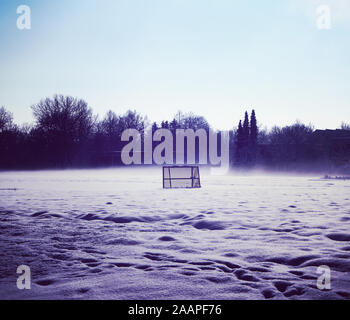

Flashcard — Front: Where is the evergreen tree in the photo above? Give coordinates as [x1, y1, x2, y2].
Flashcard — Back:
[243, 111, 250, 144]
[234, 120, 244, 165]
[249, 109, 258, 165]
[151, 122, 158, 134]
[242, 111, 250, 164]
[161, 121, 169, 129]
[169, 118, 178, 132]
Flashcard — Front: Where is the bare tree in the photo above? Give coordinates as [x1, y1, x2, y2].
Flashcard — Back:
[266, 122, 314, 166]
[32, 95, 95, 139]
[119, 110, 147, 132]
[0, 106, 13, 132]
[269, 122, 314, 145]
[31, 95, 96, 166]
[173, 111, 210, 131]
[341, 122, 350, 130]
[101, 110, 121, 136]
[97, 110, 123, 153]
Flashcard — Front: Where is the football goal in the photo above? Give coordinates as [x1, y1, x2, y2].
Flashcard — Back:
[163, 166, 201, 189]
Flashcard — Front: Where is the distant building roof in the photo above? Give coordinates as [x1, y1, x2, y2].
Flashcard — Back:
[313, 129, 350, 141]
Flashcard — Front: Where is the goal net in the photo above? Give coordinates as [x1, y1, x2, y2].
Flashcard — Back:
[163, 166, 201, 189]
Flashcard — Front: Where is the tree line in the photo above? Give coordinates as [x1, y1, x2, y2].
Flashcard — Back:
[0, 94, 349, 172]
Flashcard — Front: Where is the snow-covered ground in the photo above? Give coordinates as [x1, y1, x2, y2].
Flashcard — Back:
[0, 168, 349, 300]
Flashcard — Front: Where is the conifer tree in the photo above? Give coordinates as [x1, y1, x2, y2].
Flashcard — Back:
[249, 110, 258, 165]
[151, 122, 158, 134]
[243, 111, 250, 143]
[242, 111, 250, 164]
[234, 120, 244, 165]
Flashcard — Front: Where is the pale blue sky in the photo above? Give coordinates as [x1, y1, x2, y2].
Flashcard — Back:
[0, 0, 349, 130]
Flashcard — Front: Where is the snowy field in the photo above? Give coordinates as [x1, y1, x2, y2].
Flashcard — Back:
[0, 168, 350, 300]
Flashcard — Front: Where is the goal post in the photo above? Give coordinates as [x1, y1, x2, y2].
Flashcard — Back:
[163, 165, 201, 189]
